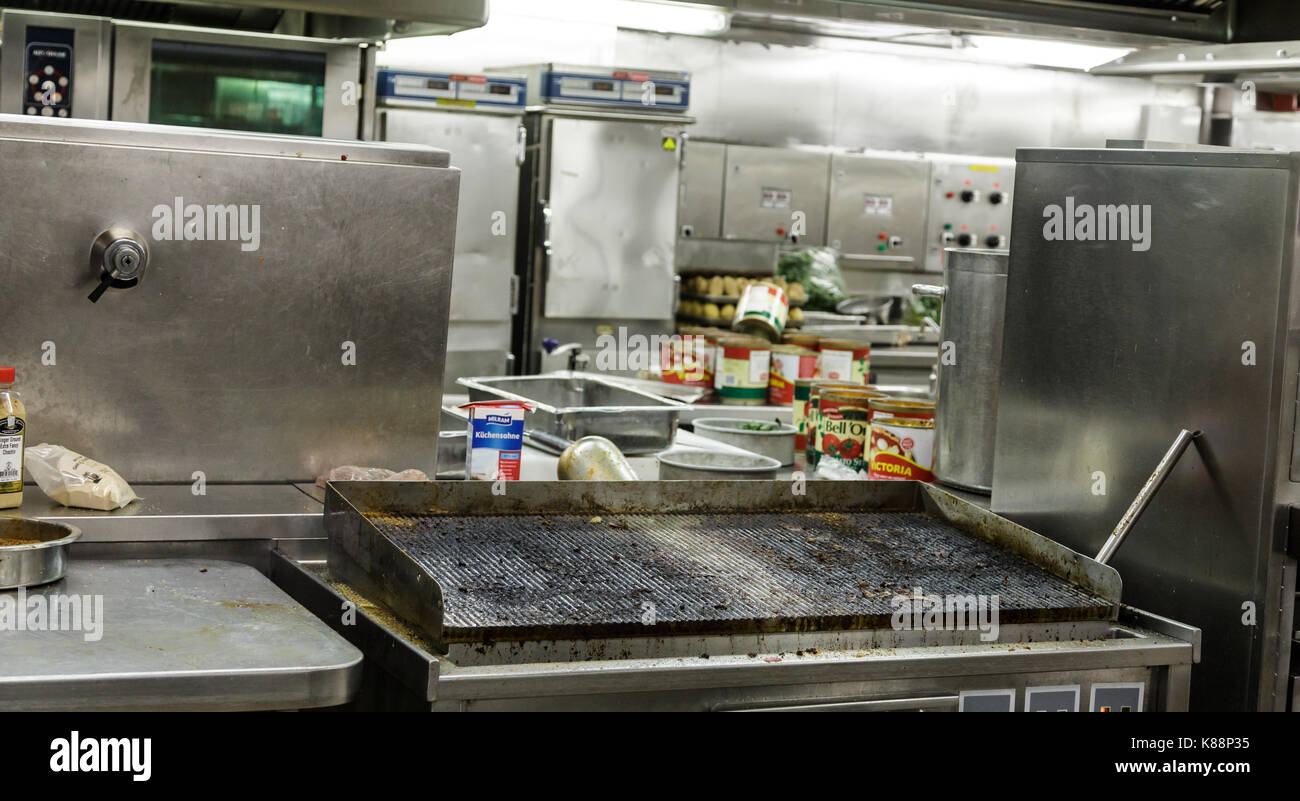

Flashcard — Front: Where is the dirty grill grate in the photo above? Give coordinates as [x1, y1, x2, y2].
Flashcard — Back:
[369, 510, 1113, 642]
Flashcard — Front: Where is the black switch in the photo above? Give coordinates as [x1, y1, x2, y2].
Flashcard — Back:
[985, 235, 1001, 248]
[956, 233, 973, 247]
[989, 191, 1004, 205]
[959, 190, 975, 203]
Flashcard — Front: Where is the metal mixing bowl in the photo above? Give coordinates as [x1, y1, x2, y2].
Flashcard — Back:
[0, 517, 82, 589]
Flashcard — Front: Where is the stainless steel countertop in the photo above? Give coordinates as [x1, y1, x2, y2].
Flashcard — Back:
[1, 484, 324, 542]
[0, 558, 362, 711]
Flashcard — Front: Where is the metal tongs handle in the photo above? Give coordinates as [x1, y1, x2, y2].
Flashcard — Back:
[1095, 428, 1201, 565]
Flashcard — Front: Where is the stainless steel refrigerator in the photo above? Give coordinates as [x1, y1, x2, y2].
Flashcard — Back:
[506, 64, 692, 373]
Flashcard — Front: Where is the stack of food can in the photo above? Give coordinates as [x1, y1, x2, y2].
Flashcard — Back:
[767, 343, 818, 405]
[817, 338, 871, 385]
[715, 335, 771, 405]
[803, 380, 879, 469]
[812, 386, 889, 476]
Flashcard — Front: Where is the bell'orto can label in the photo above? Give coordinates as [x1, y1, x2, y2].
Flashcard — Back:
[816, 389, 875, 477]
[460, 400, 534, 481]
[867, 398, 936, 482]
[807, 381, 884, 468]
[717, 337, 770, 405]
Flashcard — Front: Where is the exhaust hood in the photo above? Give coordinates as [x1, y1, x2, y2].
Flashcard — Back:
[0, 0, 488, 38]
[1091, 40, 1300, 77]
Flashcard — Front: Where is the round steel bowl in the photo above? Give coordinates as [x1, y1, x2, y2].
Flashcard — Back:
[655, 449, 782, 481]
[691, 418, 797, 466]
[0, 518, 82, 589]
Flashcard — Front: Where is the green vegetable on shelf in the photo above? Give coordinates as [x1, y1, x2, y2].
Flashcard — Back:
[777, 247, 848, 312]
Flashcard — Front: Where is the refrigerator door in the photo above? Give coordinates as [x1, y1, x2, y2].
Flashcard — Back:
[542, 116, 679, 320]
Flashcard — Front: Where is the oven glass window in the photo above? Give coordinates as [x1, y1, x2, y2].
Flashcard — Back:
[149, 40, 326, 136]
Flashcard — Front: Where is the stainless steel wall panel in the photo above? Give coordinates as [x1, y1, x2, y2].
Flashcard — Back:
[612, 29, 1202, 157]
[0, 117, 458, 482]
[711, 41, 838, 146]
[992, 146, 1297, 710]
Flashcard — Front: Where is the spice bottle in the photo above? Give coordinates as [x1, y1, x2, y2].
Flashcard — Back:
[0, 367, 26, 508]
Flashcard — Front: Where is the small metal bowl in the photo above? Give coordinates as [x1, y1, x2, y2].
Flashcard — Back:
[691, 418, 797, 466]
[655, 449, 782, 481]
[0, 518, 82, 589]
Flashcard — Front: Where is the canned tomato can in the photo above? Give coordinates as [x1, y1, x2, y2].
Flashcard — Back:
[732, 281, 789, 341]
[816, 389, 878, 477]
[818, 338, 871, 384]
[661, 326, 713, 388]
[768, 344, 817, 405]
[716, 336, 771, 405]
[867, 398, 937, 482]
[806, 380, 878, 467]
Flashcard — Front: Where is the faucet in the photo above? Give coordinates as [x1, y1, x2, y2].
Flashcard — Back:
[541, 338, 591, 372]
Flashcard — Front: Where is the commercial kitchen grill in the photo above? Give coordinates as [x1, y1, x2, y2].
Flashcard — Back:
[306, 481, 1198, 710]
[350, 509, 1112, 648]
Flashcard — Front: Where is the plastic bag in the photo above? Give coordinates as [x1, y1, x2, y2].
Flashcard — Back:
[777, 247, 848, 312]
[315, 466, 429, 489]
[25, 443, 141, 510]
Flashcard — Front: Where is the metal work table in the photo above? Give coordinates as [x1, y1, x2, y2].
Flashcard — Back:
[3, 484, 324, 542]
[0, 558, 361, 711]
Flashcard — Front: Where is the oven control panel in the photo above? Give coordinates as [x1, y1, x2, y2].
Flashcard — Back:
[505, 63, 690, 112]
[959, 683, 1144, 711]
[923, 153, 1015, 272]
[23, 26, 74, 118]
[377, 69, 527, 110]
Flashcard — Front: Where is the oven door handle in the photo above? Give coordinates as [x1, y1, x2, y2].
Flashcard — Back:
[713, 694, 958, 712]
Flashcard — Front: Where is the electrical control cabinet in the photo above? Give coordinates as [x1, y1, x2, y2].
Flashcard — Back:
[923, 152, 1014, 273]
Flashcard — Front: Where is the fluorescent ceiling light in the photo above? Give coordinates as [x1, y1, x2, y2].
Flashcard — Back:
[959, 35, 1133, 71]
[490, 0, 730, 36]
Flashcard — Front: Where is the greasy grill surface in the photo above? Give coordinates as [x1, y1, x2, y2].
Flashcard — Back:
[369, 511, 1113, 642]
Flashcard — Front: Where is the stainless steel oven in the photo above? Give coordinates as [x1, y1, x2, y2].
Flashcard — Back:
[1, 10, 365, 138]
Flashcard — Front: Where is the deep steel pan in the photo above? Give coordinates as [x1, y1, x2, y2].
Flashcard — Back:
[0, 517, 82, 589]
